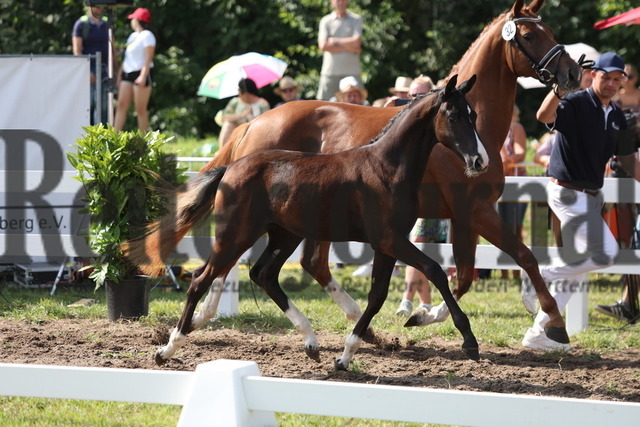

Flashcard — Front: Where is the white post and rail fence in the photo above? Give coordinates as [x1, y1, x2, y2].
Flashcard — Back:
[1, 359, 639, 426]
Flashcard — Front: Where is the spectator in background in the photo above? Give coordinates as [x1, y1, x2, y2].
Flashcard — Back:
[334, 76, 368, 105]
[317, 0, 363, 101]
[383, 76, 412, 107]
[72, 2, 114, 125]
[596, 62, 640, 323]
[496, 104, 528, 280]
[396, 74, 445, 317]
[114, 8, 156, 132]
[274, 76, 301, 107]
[215, 78, 270, 146]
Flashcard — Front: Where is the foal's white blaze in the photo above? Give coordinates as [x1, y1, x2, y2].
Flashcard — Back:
[191, 277, 224, 330]
[324, 278, 362, 322]
[157, 328, 187, 360]
[284, 304, 319, 351]
[474, 130, 489, 169]
[337, 333, 362, 368]
[462, 104, 489, 178]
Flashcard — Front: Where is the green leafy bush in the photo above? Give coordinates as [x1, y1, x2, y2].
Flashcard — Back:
[67, 125, 185, 288]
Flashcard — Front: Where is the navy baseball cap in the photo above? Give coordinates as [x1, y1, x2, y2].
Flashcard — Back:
[593, 52, 627, 75]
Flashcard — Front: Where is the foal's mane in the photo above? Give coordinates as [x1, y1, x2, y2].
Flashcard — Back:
[369, 88, 443, 145]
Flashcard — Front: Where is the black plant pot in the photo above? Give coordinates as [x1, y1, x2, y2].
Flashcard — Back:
[105, 276, 150, 321]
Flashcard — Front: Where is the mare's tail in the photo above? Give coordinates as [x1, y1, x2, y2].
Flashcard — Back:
[123, 167, 228, 276]
[199, 122, 250, 173]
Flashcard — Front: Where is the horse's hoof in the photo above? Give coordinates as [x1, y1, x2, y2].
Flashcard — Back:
[404, 308, 434, 327]
[362, 327, 376, 343]
[463, 346, 480, 361]
[545, 326, 570, 344]
[404, 314, 420, 327]
[305, 346, 321, 362]
[334, 358, 348, 371]
[154, 351, 168, 366]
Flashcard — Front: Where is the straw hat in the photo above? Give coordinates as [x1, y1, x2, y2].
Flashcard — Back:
[335, 76, 368, 101]
[388, 76, 413, 94]
[274, 76, 300, 96]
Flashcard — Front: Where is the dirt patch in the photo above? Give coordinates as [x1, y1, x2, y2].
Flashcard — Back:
[1, 318, 638, 402]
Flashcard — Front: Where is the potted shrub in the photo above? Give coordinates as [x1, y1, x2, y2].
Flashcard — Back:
[67, 125, 184, 321]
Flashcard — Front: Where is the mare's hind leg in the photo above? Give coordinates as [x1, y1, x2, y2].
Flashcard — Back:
[301, 239, 363, 322]
[336, 251, 395, 370]
[251, 228, 321, 360]
[391, 237, 479, 360]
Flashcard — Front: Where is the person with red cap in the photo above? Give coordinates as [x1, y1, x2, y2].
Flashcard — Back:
[114, 8, 156, 132]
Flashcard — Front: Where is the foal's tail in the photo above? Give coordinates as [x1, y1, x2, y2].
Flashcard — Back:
[199, 123, 250, 174]
[123, 167, 228, 276]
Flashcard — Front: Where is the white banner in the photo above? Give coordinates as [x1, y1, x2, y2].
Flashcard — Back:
[0, 55, 90, 261]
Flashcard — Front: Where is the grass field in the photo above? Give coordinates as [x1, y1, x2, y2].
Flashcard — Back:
[2, 136, 636, 425]
[0, 266, 636, 426]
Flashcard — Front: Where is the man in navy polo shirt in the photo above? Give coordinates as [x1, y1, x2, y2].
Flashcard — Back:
[522, 52, 640, 351]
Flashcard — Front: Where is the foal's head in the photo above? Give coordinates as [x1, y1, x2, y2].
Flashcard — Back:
[435, 74, 489, 177]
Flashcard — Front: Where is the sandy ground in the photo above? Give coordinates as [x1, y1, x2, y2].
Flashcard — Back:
[1, 318, 639, 402]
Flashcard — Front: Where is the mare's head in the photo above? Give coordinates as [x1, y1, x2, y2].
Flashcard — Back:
[435, 75, 488, 177]
[502, 0, 581, 91]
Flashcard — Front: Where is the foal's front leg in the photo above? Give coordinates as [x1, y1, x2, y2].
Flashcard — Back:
[335, 251, 395, 370]
[393, 238, 479, 360]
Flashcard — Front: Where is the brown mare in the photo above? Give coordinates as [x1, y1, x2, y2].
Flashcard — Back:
[196, 0, 582, 344]
[126, 76, 489, 368]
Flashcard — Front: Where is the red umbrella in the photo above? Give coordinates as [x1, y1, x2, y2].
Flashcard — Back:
[594, 7, 640, 30]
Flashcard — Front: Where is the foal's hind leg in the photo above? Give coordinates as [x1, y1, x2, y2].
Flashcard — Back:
[301, 239, 363, 322]
[155, 255, 236, 365]
[336, 251, 396, 370]
[251, 229, 321, 360]
[191, 266, 226, 330]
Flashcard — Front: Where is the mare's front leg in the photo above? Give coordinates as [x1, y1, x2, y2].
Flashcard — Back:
[301, 239, 363, 322]
[471, 203, 568, 344]
[394, 238, 479, 360]
[335, 251, 395, 370]
[155, 257, 232, 365]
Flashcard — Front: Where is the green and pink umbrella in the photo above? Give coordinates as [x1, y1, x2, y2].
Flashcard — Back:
[197, 52, 288, 99]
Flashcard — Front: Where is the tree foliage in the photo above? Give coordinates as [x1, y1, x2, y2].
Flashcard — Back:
[1, 0, 638, 138]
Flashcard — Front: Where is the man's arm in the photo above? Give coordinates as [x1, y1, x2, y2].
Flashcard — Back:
[617, 153, 640, 182]
[72, 36, 83, 56]
[319, 35, 361, 54]
[536, 89, 562, 124]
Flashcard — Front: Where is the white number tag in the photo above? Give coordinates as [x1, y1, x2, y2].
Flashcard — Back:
[502, 21, 517, 41]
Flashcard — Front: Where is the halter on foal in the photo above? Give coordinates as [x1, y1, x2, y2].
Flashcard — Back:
[126, 75, 489, 368]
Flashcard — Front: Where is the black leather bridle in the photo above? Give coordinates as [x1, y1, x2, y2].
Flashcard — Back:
[507, 15, 566, 85]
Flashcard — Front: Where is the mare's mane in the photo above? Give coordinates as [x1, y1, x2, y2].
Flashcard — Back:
[447, 13, 506, 80]
[369, 88, 443, 145]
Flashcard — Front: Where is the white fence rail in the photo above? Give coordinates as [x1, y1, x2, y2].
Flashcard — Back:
[2, 359, 639, 427]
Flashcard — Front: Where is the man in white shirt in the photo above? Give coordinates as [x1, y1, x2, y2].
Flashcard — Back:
[317, 0, 363, 100]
